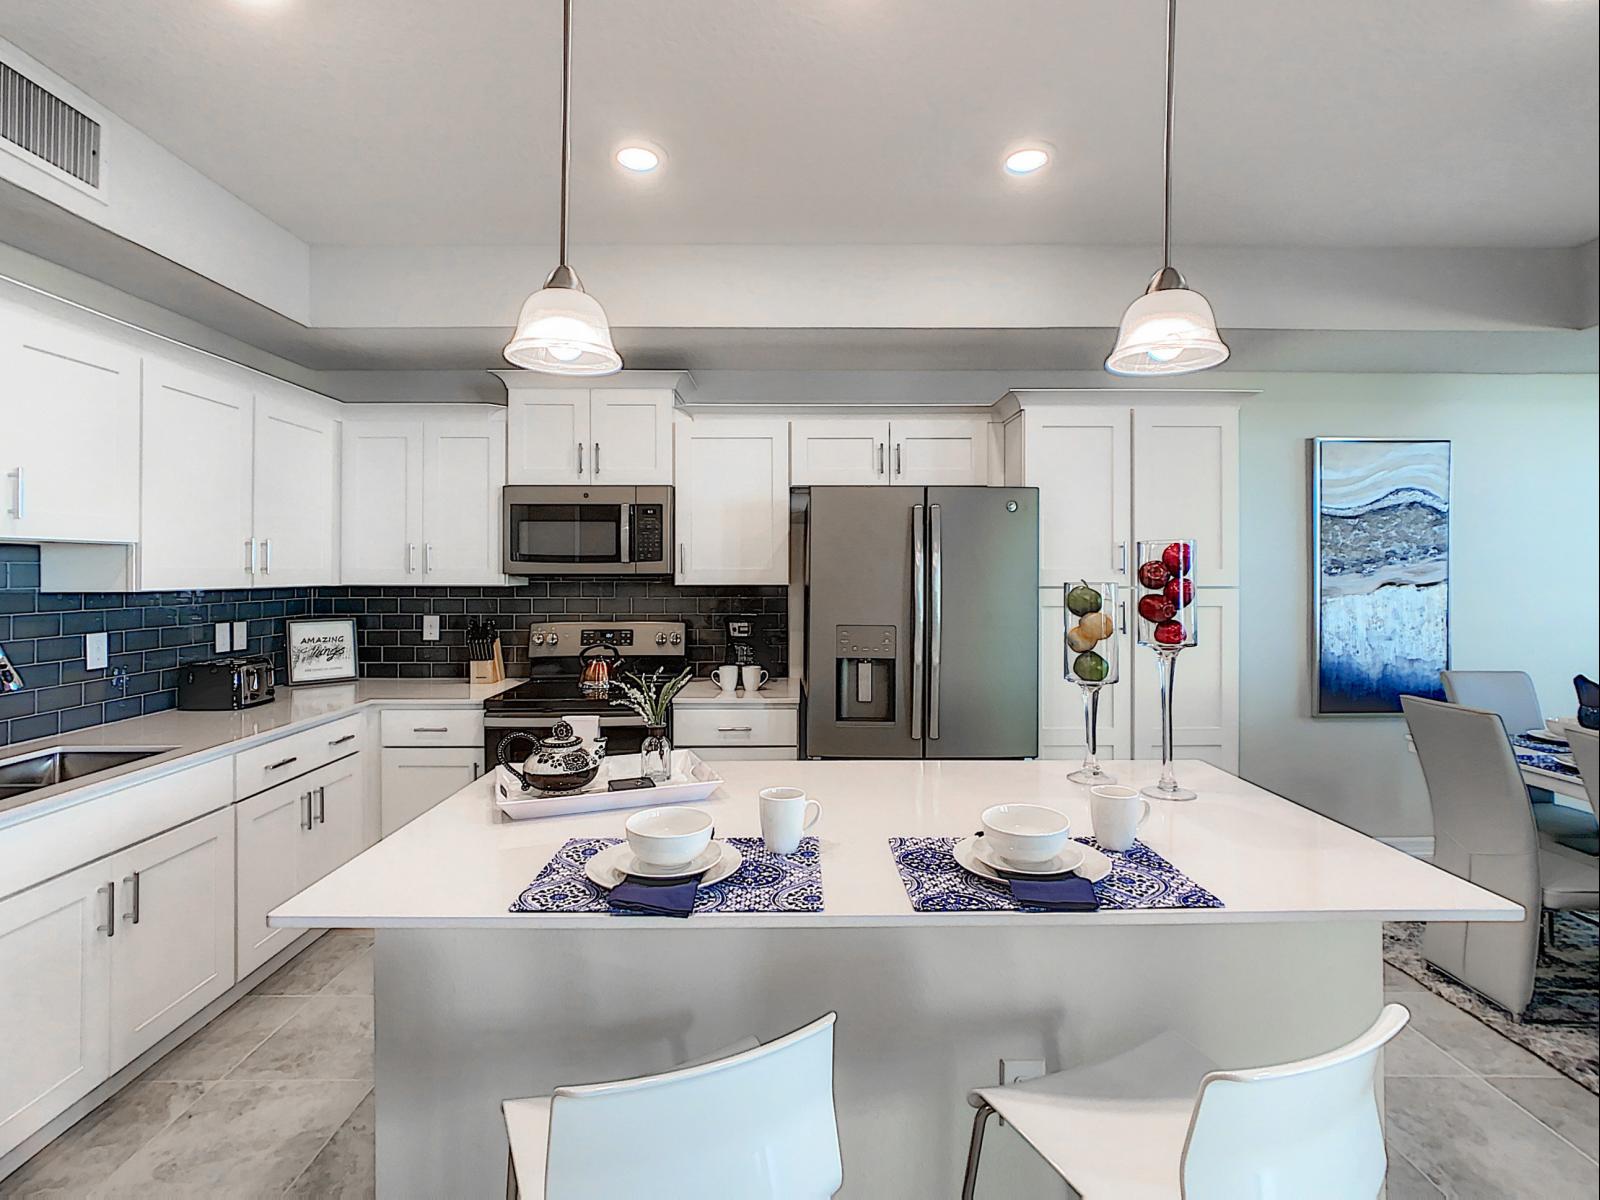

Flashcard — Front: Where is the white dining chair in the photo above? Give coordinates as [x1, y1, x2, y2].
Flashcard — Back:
[960, 1004, 1409, 1200]
[502, 1012, 842, 1199]
[1563, 727, 1600, 855]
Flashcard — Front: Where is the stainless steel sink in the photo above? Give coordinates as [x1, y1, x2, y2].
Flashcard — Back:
[0, 747, 173, 803]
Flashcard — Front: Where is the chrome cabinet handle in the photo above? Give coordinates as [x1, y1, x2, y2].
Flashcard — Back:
[677, 544, 686, 576]
[1115, 541, 1127, 574]
[97, 881, 116, 938]
[246, 538, 257, 574]
[328, 733, 356, 746]
[876, 443, 885, 476]
[407, 542, 417, 573]
[315, 786, 326, 825]
[10, 466, 24, 518]
[1119, 600, 1128, 635]
[716, 725, 754, 733]
[122, 872, 141, 925]
[593, 442, 601, 475]
[894, 444, 903, 476]
[929, 503, 943, 741]
[413, 726, 449, 733]
[262, 538, 272, 574]
[577, 442, 584, 476]
[472, 762, 482, 780]
[266, 755, 299, 771]
[301, 791, 314, 831]
[911, 504, 925, 739]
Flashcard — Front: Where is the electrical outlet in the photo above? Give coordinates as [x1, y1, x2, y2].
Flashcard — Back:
[422, 615, 441, 642]
[232, 620, 249, 649]
[1000, 1058, 1046, 1086]
[214, 622, 232, 653]
[85, 631, 109, 671]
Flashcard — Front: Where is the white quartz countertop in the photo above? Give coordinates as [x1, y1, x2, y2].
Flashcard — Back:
[672, 678, 801, 707]
[0, 678, 521, 828]
[271, 757, 1519, 930]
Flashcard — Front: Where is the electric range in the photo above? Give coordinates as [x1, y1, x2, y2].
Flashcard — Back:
[483, 620, 689, 764]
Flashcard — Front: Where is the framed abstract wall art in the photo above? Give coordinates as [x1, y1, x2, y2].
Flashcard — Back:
[1310, 438, 1451, 716]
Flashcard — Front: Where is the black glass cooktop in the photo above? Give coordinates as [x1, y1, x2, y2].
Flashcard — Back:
[486, 666, 688, 714]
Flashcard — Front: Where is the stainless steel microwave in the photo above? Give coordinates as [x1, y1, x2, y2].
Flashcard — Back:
[502, 486, 673, 576]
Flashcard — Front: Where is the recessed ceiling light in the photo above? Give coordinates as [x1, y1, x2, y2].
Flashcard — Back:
[616, 145, 662, 173]
[1003, 147, 1050, 175]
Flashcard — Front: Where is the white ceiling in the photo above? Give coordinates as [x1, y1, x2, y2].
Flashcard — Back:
[2, 0, 1596, 251]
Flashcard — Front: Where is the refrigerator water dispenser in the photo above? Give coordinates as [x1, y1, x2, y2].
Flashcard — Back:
[835, 625, 896, 723]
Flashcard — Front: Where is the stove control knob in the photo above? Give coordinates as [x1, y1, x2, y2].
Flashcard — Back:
[547, 631, 559, 645]
[655, 632, 669, 646]
[531, 633, 545, 646]
[669, 632, 683, 646]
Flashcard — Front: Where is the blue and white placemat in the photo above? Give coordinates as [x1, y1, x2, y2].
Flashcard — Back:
[889, 836, 1223, 914]
[510, 837, 823, 916]
[1516, 750, 1580, 779]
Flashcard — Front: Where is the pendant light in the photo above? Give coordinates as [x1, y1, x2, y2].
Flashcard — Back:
[503, 0, 622, 375]
[1105, 0, 1228, 376]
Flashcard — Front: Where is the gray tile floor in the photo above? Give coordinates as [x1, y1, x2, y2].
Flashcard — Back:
[2, 940, 1594, 1197]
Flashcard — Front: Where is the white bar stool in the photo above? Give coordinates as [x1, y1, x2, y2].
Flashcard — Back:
[961, 1003, 1409, 1199]
[502, 1012, 843, 1199]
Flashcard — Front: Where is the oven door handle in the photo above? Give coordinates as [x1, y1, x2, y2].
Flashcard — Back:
[484, 714, 647, 729]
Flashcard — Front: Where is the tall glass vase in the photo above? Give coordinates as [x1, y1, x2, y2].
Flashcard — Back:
[1133, 540, 1198, 801]
[1063, 581, 1120, 785]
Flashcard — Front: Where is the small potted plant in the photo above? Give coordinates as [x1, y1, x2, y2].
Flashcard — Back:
[611, 667, 694, 781]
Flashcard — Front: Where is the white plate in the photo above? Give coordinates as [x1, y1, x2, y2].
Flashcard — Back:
[954, 837, 1107, 885]
[974, 838, 1085, 877]
[1522, 729, 1569, 745]
[584, 840, 743, 890]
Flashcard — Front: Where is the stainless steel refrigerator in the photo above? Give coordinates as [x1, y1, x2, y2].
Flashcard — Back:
[801, 486, 1039, 759]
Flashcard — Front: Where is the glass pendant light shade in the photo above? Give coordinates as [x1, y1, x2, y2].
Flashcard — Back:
[1105, 284, 1229, 376]
[503, 280, 622, 376]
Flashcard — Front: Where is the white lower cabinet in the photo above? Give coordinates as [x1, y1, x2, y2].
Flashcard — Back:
[1038, 587, 1132, 761]
[109, 808, 236, 1067]
[0, 860, 112, 1159]
[0, 805, 235, 1159]
[380, 748, 483, 837]
[236, 754, 367, 978]
[1130, 588, 1240, 773]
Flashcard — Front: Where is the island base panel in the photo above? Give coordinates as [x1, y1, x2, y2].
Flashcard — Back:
[373, 921, 1380, 1198]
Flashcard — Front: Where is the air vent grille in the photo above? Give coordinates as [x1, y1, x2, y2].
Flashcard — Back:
[1, 61, 101, 188]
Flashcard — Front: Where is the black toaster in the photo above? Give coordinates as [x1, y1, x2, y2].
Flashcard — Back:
[176, 655, 277, 711]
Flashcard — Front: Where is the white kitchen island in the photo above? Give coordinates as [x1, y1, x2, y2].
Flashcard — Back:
[272, 758, 1517, 1198]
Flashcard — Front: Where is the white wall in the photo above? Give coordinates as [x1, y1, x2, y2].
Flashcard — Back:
[1235, 372, 1599, 840]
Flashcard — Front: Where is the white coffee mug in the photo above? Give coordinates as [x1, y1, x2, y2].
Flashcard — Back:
[712, 665, 740, 695]
[1090, 784, 1151, 853]
[759, 786, 821, 855]
[562, 714, 600, 747]
[741, 665, 770, 693]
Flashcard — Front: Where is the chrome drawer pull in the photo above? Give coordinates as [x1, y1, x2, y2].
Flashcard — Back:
[328, 733, 357, 746]
[717, 725, 754, 733]
[266, 756, 299, 771]
[413, 726, 450, 733]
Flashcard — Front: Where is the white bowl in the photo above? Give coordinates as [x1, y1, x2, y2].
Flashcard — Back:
[980, 803, 1071, 866]
[624, 806, 714, 869]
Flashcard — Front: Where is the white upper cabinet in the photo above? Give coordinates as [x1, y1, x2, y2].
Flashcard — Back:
[1132, 406, 1239, 587]
[341, 407, 506, 586]
[1016, 405, 1133, 587]
[888, 417, 990, 486]
[422, 412, 507, 584]
[505, 382, 675, 485]
[791, 418, 890, 486]
[140, 357, 256, 590]
[342, 418, 425, 584]
[252, 385, 339, 586]
[0, 305, 141, 544]
[674, 417, 790, 585]
[506, 388, 589, 483]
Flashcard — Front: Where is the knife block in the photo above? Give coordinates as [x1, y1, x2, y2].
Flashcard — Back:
[470, 638, 506, 684]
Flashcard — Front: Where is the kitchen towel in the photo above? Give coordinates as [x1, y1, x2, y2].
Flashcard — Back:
[510, 836, 823, 916]
[890, 836, 1223, 913]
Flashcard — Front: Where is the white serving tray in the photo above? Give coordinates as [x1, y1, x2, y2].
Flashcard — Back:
[493, 749, 725, 820]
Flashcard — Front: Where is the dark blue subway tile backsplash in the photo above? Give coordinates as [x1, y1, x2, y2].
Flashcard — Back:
[0, 543, 785, 748]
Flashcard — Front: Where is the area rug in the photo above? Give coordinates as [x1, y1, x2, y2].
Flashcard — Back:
[1383, 914, 1598, 1094]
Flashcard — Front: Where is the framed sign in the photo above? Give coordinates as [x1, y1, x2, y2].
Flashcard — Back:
[286, 617, 359, 686]
[1310, 437, 1451, 716]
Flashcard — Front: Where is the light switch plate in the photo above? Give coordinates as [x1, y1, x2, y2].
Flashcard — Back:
[422, 615, 442, 642]
[232, 620, 249, 649]
[85, 631, 109, 671]
[214, 623, 231, 653]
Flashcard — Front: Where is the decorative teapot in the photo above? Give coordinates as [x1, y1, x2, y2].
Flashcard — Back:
[497, 721, 605, 795]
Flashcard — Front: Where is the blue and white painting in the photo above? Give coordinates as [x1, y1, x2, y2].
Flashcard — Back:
[1312, 439, 1450, 715]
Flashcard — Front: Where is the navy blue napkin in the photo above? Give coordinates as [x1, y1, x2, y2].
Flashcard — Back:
[1007, 874, 1100, 912]
[607, 874, 704, 918]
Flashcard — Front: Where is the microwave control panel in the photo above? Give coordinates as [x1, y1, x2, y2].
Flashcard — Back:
[632, 504, 665, 562]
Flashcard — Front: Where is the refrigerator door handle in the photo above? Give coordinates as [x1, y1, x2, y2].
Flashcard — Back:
[929, 503, 943, 740]
[911, 503, 926, 740]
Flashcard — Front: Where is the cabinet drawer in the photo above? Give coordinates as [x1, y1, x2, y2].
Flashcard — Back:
[688, 746, 798, 762]
[380, 709, 484, 748]
[234, 714, 364, 799]
[673, 706, 798, 748]
[0, 757, 233, 901]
